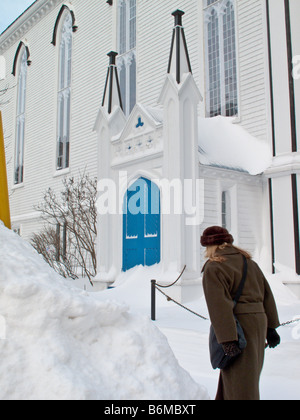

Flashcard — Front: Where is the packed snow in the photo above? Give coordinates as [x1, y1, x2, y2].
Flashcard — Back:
[99, 266, 300, 400]
[1, 221, 300, 400]
[0, 222, 208, 401]
[198, 116, 273, 175]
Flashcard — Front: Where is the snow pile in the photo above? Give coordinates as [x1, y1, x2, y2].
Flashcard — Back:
[109, 264, 167, 306]
[269, 263, 300, 300]
[0, 222, 208, 400]
[101, 263, 300, 400]
[198, 116, 272, 175]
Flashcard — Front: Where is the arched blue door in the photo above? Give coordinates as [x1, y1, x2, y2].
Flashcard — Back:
[123, 178, 161, 271]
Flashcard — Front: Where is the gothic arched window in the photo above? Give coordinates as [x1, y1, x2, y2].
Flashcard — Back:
[56, 11, 73, 171]
[117, 0, 136, 116]
[204, 0, 238, 117]
[14, 45, 28, 184]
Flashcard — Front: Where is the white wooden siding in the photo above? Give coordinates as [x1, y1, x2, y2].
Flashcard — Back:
[199, 167, 265, 268]
[0, 0, 272, 245]
[0, 0, 113, 240]
[137, 0, 202, 108]
[236, 0, 269, 141]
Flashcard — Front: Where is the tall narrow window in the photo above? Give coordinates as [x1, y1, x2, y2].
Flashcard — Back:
[221, 190, 231, 231]
[56, 222, 67, 262]
[117, 0, 136, 116]
[204, 0, 238, 117]
[57, 12, 72, 171]
[14, 47, 28, 184]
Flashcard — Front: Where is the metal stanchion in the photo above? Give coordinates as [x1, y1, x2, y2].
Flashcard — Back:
[151, 280, 156, 321]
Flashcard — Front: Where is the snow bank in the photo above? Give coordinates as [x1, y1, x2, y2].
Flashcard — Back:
[266, 271, 300, 306]
[0, 222, 208, 400]
[198, 116, 272, 175]
[109, 264, 167, 307]
[268, 263, 300, 302]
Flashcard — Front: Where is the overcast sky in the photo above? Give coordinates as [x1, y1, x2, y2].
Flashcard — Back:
[0, 0, 35, 34]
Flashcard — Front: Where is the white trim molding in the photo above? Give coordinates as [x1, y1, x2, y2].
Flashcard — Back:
[264, 152, 300, 178]
[0, 0, 62, 54]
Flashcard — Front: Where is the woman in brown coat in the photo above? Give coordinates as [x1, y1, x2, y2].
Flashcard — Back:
[201, 226, 281, 401]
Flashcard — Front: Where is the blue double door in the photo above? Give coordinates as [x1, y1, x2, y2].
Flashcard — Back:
[123, 177, 161, 271]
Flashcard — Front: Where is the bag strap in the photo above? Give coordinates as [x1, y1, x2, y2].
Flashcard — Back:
[233, 255, 248, 307]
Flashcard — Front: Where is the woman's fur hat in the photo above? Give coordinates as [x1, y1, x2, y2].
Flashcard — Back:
[200, 226, 234, 247]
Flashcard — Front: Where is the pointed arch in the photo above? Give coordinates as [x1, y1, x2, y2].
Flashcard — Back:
[12, 42, 31, 76]
[123, 177, 161, 271]
[55, 9, 73, 171]
[14, 44, 28, 184]
[203, 0, 238, 117]
[117, 0, 137, 116]
[51, 4, 77, 46]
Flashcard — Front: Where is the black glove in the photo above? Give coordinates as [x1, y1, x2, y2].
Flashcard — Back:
[222, 341, 242, 357]
[267, 328, 281, 348]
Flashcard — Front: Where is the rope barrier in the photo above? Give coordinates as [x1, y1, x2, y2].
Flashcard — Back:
[155, 265, 186, 289]
[155, 284, 300, 327]
[150, 266, 300, 328]
[155, 285, 209, 321]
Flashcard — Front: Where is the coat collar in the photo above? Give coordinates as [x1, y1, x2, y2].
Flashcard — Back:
[201, 245, 240, 272]
[215, 245, 240, 256]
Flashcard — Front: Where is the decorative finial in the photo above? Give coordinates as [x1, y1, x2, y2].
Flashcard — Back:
[102, 51, 123, 114]
[172, 10, 185, 27]
[107, 51, 118, 66]
[168, 10, 192, 84]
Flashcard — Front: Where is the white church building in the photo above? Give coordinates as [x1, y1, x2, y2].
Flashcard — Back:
[0, 0, 299, 298]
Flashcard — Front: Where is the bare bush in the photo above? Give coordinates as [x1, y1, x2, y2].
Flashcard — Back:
[32, 173, 97, 285]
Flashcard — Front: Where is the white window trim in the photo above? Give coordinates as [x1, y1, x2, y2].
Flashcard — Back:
[56, 11, 73, 172]
[204, 0, 239, 118]
[14, 47, 28, 185]
[221, 190, 231, 231]
[218, 182, 238, 242]
[117, 0, 137, 116]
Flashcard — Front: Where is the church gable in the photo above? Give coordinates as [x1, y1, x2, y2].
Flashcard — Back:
[111, 104, 164, 167]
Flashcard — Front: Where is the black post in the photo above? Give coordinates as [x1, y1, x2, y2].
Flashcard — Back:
[107, 51, 118, 66]
[172, 9, 185, 27]
[172, 10, 185, 84]
[151, 280, 156, 321]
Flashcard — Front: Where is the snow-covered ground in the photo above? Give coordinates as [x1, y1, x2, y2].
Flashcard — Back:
[0, 222, 208, 400]
[0, 221, 299, 400]
[97, 265, 300, 401]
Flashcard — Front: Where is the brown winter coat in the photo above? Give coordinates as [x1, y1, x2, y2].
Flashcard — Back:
[202, 246, 280, 400]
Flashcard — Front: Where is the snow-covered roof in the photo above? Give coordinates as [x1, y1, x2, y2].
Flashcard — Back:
[198, 116, 272, 176]
[141, 104, 164, 125]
